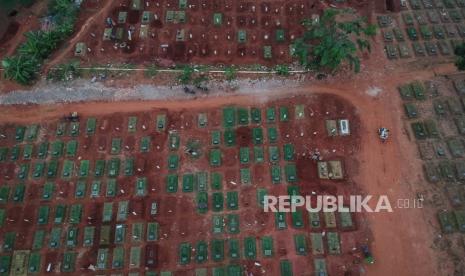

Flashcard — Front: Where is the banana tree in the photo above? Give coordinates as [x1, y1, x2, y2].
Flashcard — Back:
[2, 0, 79, 85]
[2, 55, 40, 85]
[18, 31, 58, 60]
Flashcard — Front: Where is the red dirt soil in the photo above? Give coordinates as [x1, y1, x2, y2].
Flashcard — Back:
[42, 0, 373, 69]
[0, 0, 48, 58]
[0, 70, 448, 275]
[0, 93, 371, 275]
[0, 4, 456, 273]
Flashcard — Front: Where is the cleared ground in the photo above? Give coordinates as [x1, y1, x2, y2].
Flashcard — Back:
[0, 93, 371, 275]
[0, 61, 451, 275]
[0, 1, 459, 272]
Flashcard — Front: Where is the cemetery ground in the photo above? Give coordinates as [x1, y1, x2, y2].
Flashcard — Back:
[0, 0, 463, 274]
[0, 74, 447, 275]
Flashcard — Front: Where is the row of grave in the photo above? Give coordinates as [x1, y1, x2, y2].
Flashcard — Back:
[0, 156, 299, 184]
[0, 203, 355, 240]
[396, 75, 465, 233]
[0, 252, 320, 276]
[117, 0, 309, 14]
[398, 80, 465, 184]
[379, 12, 465, 29]
[176, 234, 340, 266]
[385, 40, 460, 58]
[1, 105, 306, 143]
[0, 129, 302, 163]
[1, 222, 159, 252]
[378, 0, 465, 60]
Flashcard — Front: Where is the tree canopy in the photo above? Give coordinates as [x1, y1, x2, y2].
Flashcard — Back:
[2, 56, 40, 85]
[1, 0, 79, 85]
[292, 8, 377, 73]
